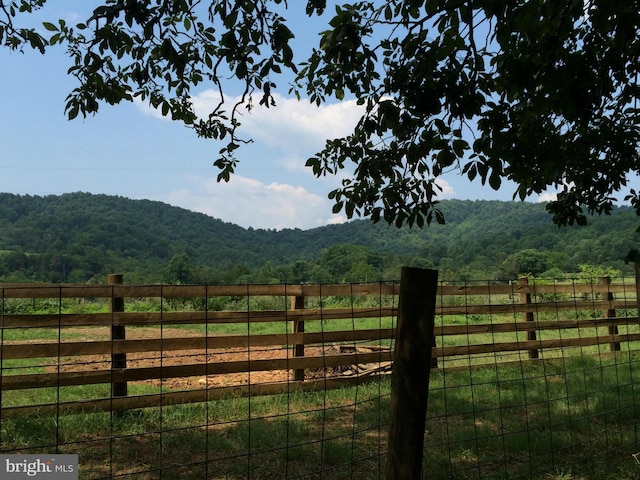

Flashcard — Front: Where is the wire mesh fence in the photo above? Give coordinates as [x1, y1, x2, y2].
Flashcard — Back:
[424, 277, 640, 479]
[0, 282, 396, 479]
[1, 276, 640, 479]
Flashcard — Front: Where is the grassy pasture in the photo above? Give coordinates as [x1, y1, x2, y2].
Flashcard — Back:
[2, 353, 640, 479]
[2, 289, 640, 479]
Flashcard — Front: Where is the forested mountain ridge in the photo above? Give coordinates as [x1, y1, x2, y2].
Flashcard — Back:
[0, 192, 636, 283]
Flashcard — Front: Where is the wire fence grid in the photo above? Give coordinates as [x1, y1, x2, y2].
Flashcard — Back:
[0, 282, 396, 480]
[425, 278, 640, 479]
[0, 277, 639, 479]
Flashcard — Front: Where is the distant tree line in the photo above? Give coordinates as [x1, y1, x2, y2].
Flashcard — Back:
[0, 193, 636, 284]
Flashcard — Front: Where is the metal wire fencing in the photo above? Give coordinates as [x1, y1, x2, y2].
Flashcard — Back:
[1, 276, 640, 479]
[0, 281, 397, 479]
[423, 277, 640, 479]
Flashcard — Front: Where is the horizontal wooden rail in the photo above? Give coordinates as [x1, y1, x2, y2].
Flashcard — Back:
[0, 375, 387, 418]
[5, 326, 638, 392]
[436, 316, 637, 336]
[438, 299, 632, 316]
[1, 328, 395, 360]
[3, 314, 631, 361]
[2, 298, 634, 330]
[1, 307, 397, 328]
[2, 280, 634, 299]
[2, 351, 393, 391]
[434, 332, 640, 358]
[0, 283, 399, 299]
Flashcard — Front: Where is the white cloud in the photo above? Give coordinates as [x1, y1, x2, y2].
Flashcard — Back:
[537, 192, 558, 203]
[241, 94, 362, 151]
[135, 90, 461, 228]
[327, 214, 349, 225]
[159, 174, 347, 230]
[189, 90, 363, 154]
[136, 89, 363, 172]
[435, 178, 455, 198]
[60, 11, 83, 25]
[134, 97, 170, 121]
[140, 172, 458, 231]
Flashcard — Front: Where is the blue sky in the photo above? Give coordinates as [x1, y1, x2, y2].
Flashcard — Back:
[1, 2, 628, 230]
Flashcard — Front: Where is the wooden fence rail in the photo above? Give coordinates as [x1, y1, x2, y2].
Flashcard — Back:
[1, 276, 639, 417]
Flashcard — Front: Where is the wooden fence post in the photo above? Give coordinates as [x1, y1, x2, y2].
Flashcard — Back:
[600, 276, 620, 352]
[636, 264, 640, 324]
[291, 294, 305, 381]
[109, 274, 128, 406]
[386, 267, 438, 480]
[519, 277, 538, 359]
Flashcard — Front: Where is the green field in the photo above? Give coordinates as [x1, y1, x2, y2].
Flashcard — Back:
[2, 293, 640, 479]
[2, 348, 640, 478]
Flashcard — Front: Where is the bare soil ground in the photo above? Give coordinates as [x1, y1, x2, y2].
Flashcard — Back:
[46, 327, 350, 390]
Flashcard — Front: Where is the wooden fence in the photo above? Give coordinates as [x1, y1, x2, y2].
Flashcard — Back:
[1, 274, 639, 418]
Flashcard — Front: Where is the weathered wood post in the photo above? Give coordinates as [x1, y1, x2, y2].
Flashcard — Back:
[291, 293, 305, 381]
[600, 276, 620, 352]
[636, 264, 640, 324]
[386, 267, 438, 480]
[109, 274, 128, 408]
[519, 277, 538, 359]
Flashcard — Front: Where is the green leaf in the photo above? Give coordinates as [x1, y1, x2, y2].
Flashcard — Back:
[464, 163, 478, 182]
[437, 148, 456, 168]
[223, 9, 238, 29]
[384, 5, 392, 21]
[2, 0, 634, 236]
[452, 139, 468, 157]
[67, 105, 80, 120]
[488, 171, 501, 190]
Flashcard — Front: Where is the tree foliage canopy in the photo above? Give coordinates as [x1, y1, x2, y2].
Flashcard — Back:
[0, 193, 636, 282]
[3, 0, 640, 228]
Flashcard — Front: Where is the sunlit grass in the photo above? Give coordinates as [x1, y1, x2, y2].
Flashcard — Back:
[2, 354, 640, 479]
[3, 291, 640, 478]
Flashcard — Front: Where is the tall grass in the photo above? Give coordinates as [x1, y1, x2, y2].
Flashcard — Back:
[425, 353, 640, 479]
[2, 380, 391, 480]
[2, 353, 640, 479]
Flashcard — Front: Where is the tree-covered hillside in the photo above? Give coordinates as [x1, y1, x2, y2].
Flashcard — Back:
[0, 192, 636, 283]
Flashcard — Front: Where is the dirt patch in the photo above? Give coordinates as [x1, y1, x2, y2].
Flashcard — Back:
[43, 328, 384, 390]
